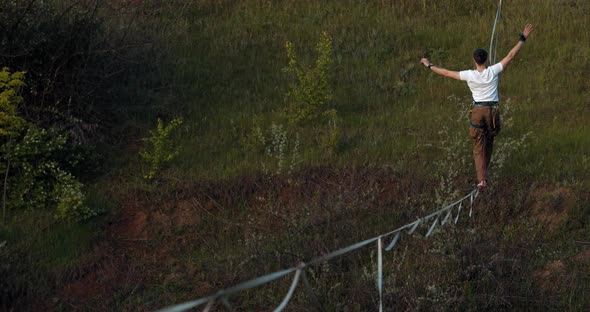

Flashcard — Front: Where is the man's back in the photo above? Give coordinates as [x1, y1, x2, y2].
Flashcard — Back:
[460, 63, 503, 102]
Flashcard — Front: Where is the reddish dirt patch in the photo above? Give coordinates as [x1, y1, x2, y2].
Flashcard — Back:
[529, 186, 575, 230]
[60, 271, 102, 301]
[536, 259, 566, 279]
[534, 259, 566, 293]
[533, 248, 590, 294]
[171, 199, 201, 227]
[126, 211, 148, 239]
[574, 249, 590, 263]
[110, 196, 149, 240]
[59, 263, 117, 301]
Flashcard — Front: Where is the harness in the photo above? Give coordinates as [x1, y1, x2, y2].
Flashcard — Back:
[472, 101, 498, 107]
[468, 100, 499, 129]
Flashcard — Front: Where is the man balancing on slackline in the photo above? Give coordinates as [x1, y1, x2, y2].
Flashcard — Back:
[419, 23, 533, 191]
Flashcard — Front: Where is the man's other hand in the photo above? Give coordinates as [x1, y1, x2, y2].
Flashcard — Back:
[523, 24, 533, 39]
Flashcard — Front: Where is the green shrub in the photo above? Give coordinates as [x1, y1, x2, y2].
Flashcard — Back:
[140, 118, 184, 180]
[3, 127, 94, 222]
[283, 32, 340, 153]
[283, 31, 334, 125]
[246, 123, 301, 177]
[0, 68, 26, 138]
[1, 68, 92, 223]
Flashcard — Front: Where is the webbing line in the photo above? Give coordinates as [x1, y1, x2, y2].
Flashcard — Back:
[482, 0, 503, 185]
[489, 0, 503, 64]
[155, 189, 479, 312]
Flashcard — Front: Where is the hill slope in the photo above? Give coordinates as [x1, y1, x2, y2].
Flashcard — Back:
[2, 0, 589, 310]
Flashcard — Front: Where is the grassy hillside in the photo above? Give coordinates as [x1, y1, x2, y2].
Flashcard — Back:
[1, 0, 589, 311]
[155, 0, 589, 183]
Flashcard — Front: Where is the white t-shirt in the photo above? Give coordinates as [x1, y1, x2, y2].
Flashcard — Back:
[459, 63, 503, 102]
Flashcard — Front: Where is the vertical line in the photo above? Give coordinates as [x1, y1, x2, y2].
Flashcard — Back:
[385, 231, 401, 251]
[377, 237, 383, 312]
[426, 217, 439, 237]
[455, 202, 463, 224]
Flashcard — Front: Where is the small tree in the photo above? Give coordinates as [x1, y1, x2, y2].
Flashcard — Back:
[140, 117, 183, 180]
[283, 32, 340, 152]
[0, 67, 26, 137]
[0, 68, 26, 224]
[283, 31, 334, 125]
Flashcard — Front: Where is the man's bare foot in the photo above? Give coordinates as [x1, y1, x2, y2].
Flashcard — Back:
[477, 180, 486, 191]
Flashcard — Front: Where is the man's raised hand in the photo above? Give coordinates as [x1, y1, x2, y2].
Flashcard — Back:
[420, 58, 430, 67]
[522, 23, 533, 39]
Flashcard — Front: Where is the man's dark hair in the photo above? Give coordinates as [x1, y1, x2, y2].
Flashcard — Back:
[473, 48, 488, 65]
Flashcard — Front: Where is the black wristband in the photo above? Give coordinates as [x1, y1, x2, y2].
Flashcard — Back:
[519, 33, 526, 42]
[428, 63, 434, 69]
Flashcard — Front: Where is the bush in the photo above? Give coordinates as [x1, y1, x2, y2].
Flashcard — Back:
[245, 122, 301, 177]
[2, 127, 94, 222]
[1, 69, 92, 223]
[283, 31, 334, 125]
[0, 67, 26, 138]
[283, 31, 340, 153]
[140, 117, 183, 180]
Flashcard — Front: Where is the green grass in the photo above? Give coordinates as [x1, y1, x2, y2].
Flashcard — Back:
[0, 213, 93, 267]
[138, 0, 590, 184]
[0, 210, 98, 307]
[111, 3, 589, 307]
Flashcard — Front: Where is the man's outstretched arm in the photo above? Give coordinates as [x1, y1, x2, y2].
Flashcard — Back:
[419, 58, 461, 80]
[500, 24, 533, 69]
